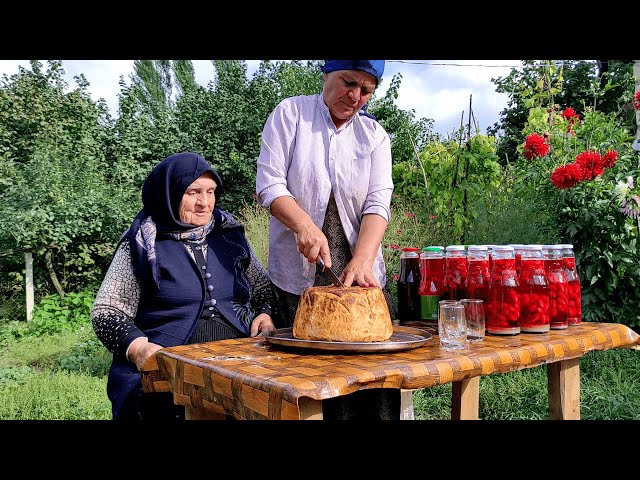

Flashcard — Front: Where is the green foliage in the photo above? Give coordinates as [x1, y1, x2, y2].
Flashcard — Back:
[0, 61, 115, 250]
[489, 60, 635, 164]
[0, 365, 32, 387]
[392, 133, 504, 243]
[513, 107, 640, 327]
[466, 165, 559, 245]
[56, 326, 111, 377]
[0, 290, 95, 344]
[370, 72, 435, 165]
[238, 200, 271, 266]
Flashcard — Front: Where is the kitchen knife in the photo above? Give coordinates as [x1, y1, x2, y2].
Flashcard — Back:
[317, 257, 345, 287]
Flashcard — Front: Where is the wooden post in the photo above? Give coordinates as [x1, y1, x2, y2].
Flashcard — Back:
[25, 246, 34, 321]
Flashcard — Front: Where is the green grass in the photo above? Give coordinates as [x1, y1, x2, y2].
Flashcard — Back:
[0, 369, 110, 420]
[0, 321, 112, 420]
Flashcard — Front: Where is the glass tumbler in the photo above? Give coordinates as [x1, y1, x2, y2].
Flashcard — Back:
[438, 300, 467, 351]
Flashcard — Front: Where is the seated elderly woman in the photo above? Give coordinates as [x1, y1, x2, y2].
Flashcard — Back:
[92, 152, 278, 421]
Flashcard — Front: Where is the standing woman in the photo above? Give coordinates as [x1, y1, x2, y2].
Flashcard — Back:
[256, 61, 397, 419]
[256, 60, 396, 327]
[92, 152, 277, 421]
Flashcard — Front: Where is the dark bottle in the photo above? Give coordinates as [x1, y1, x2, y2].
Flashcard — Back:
[397, 247, 421, 324]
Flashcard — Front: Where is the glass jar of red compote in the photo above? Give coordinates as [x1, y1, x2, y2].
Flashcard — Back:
[487, 245, 520, 335]
[511, 244, 527, 278]
[560, 244, 582, 326]
[465, 245, 490, 307]
[443, 245, 467, 300]
[542, 244, 569, 330]
[518, 244, 550, 333]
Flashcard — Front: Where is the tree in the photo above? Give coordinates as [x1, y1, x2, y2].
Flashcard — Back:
[488, 60, 635, 164]
[0, 60, 118, 295]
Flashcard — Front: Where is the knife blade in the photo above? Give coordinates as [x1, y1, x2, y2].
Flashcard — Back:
[317, 257, 345, 287]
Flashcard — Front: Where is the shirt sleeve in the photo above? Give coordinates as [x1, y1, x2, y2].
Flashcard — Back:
[362, 131, 393, 222]
[91, 241, 146, 358]
[255, 100, 298, 210]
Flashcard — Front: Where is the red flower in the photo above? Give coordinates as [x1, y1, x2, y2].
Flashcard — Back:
[601, 150, 619, 169]
[522, 133, 550, 159]
[404, 211, 415, 218]
[634, 91, 640, 110]
[429, 215, 437, 220]
[389, 244, 400, 250]
[550, 163, 584, 189]
[575, 150, 605, 180]
[392, 274, 399, 282]
[561, 107, 580, 121]
[561, 107, 581, 133]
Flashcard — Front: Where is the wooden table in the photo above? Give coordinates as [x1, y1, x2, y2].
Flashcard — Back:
[140, 322, 639, 420]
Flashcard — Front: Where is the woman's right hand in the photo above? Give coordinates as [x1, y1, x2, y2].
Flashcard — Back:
[296, 221, 331, 266]
[269, 196, 333, 267]
[127, 337, 163, 371]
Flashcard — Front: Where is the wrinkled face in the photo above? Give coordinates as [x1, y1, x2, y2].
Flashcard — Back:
[178, 172, 216, 226]
[322, 70, 377, 128]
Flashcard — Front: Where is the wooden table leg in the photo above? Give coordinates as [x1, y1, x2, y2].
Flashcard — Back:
[547, 357, 580, 420]
[451, 377, 480, 420]
[400, 390, 415, 420]
[185, 406, 228, 420]
[299, 397, 324, 420]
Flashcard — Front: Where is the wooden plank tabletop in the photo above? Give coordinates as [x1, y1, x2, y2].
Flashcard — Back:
[140, 322, 639, 420]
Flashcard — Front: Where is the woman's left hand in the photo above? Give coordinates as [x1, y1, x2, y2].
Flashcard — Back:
[250, 313, 276, 337]
[341, 255, 380, 288]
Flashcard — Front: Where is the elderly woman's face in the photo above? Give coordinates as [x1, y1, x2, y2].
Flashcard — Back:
[179, 172, 216, 226]
[322, 70, 377, 128]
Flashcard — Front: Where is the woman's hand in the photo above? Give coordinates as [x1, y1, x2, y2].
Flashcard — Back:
[250, 313, 276, 337]
[341, 255, 380, 288]
[295, 222, 331, 266]
[127, 337, 163, 371]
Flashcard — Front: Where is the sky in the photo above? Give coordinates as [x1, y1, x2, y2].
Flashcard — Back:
[0, 60, 523, 136]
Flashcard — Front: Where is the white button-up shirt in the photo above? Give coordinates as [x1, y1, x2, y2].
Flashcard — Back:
[256, 94, 393, 294]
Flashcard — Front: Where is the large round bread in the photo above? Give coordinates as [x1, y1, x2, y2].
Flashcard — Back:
[292, 285, 393, 342]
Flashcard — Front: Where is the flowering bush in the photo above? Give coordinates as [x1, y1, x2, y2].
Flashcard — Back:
[514, 105, 640, 328]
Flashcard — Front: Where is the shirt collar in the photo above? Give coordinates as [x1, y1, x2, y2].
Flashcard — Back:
[317, 94, 358, 132]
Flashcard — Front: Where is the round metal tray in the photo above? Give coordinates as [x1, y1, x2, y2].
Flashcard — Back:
[263, 325, 432, 353]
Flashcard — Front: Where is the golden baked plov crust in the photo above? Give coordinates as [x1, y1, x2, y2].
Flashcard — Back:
[292, 285, 393, 342]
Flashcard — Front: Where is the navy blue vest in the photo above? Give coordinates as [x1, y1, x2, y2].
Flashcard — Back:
[107, 213, 252, 420]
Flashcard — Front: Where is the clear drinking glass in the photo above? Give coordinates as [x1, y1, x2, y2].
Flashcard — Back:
[438, 300, 467, 350]
[461, 298, 485, 342]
